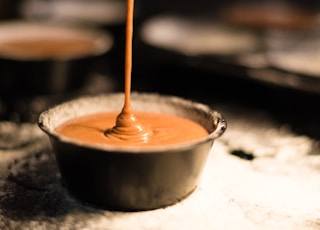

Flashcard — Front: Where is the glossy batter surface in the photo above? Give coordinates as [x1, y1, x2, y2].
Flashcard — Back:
[55, 111, 208, 147]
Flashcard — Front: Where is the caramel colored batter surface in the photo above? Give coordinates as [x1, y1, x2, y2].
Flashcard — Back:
[55, 111, 208, 147]
[0, 38, 97, 59]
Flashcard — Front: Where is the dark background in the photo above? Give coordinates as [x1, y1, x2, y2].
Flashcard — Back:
[0, 0, 319, 140]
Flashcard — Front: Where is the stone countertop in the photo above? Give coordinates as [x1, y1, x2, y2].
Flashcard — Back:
[0, 103, 319, 230]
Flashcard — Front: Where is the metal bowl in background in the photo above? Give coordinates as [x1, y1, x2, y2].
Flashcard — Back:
[0, 20, 113, 94]
[16, 0, 127, 74]
[0, 20, 114, 121]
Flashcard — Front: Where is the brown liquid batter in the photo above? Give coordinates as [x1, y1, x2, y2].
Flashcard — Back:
[0, 38, 97, 59]
[55, 0, 209, 146]
[55, 111, 208, 146]
[104, 0, 153, 142]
